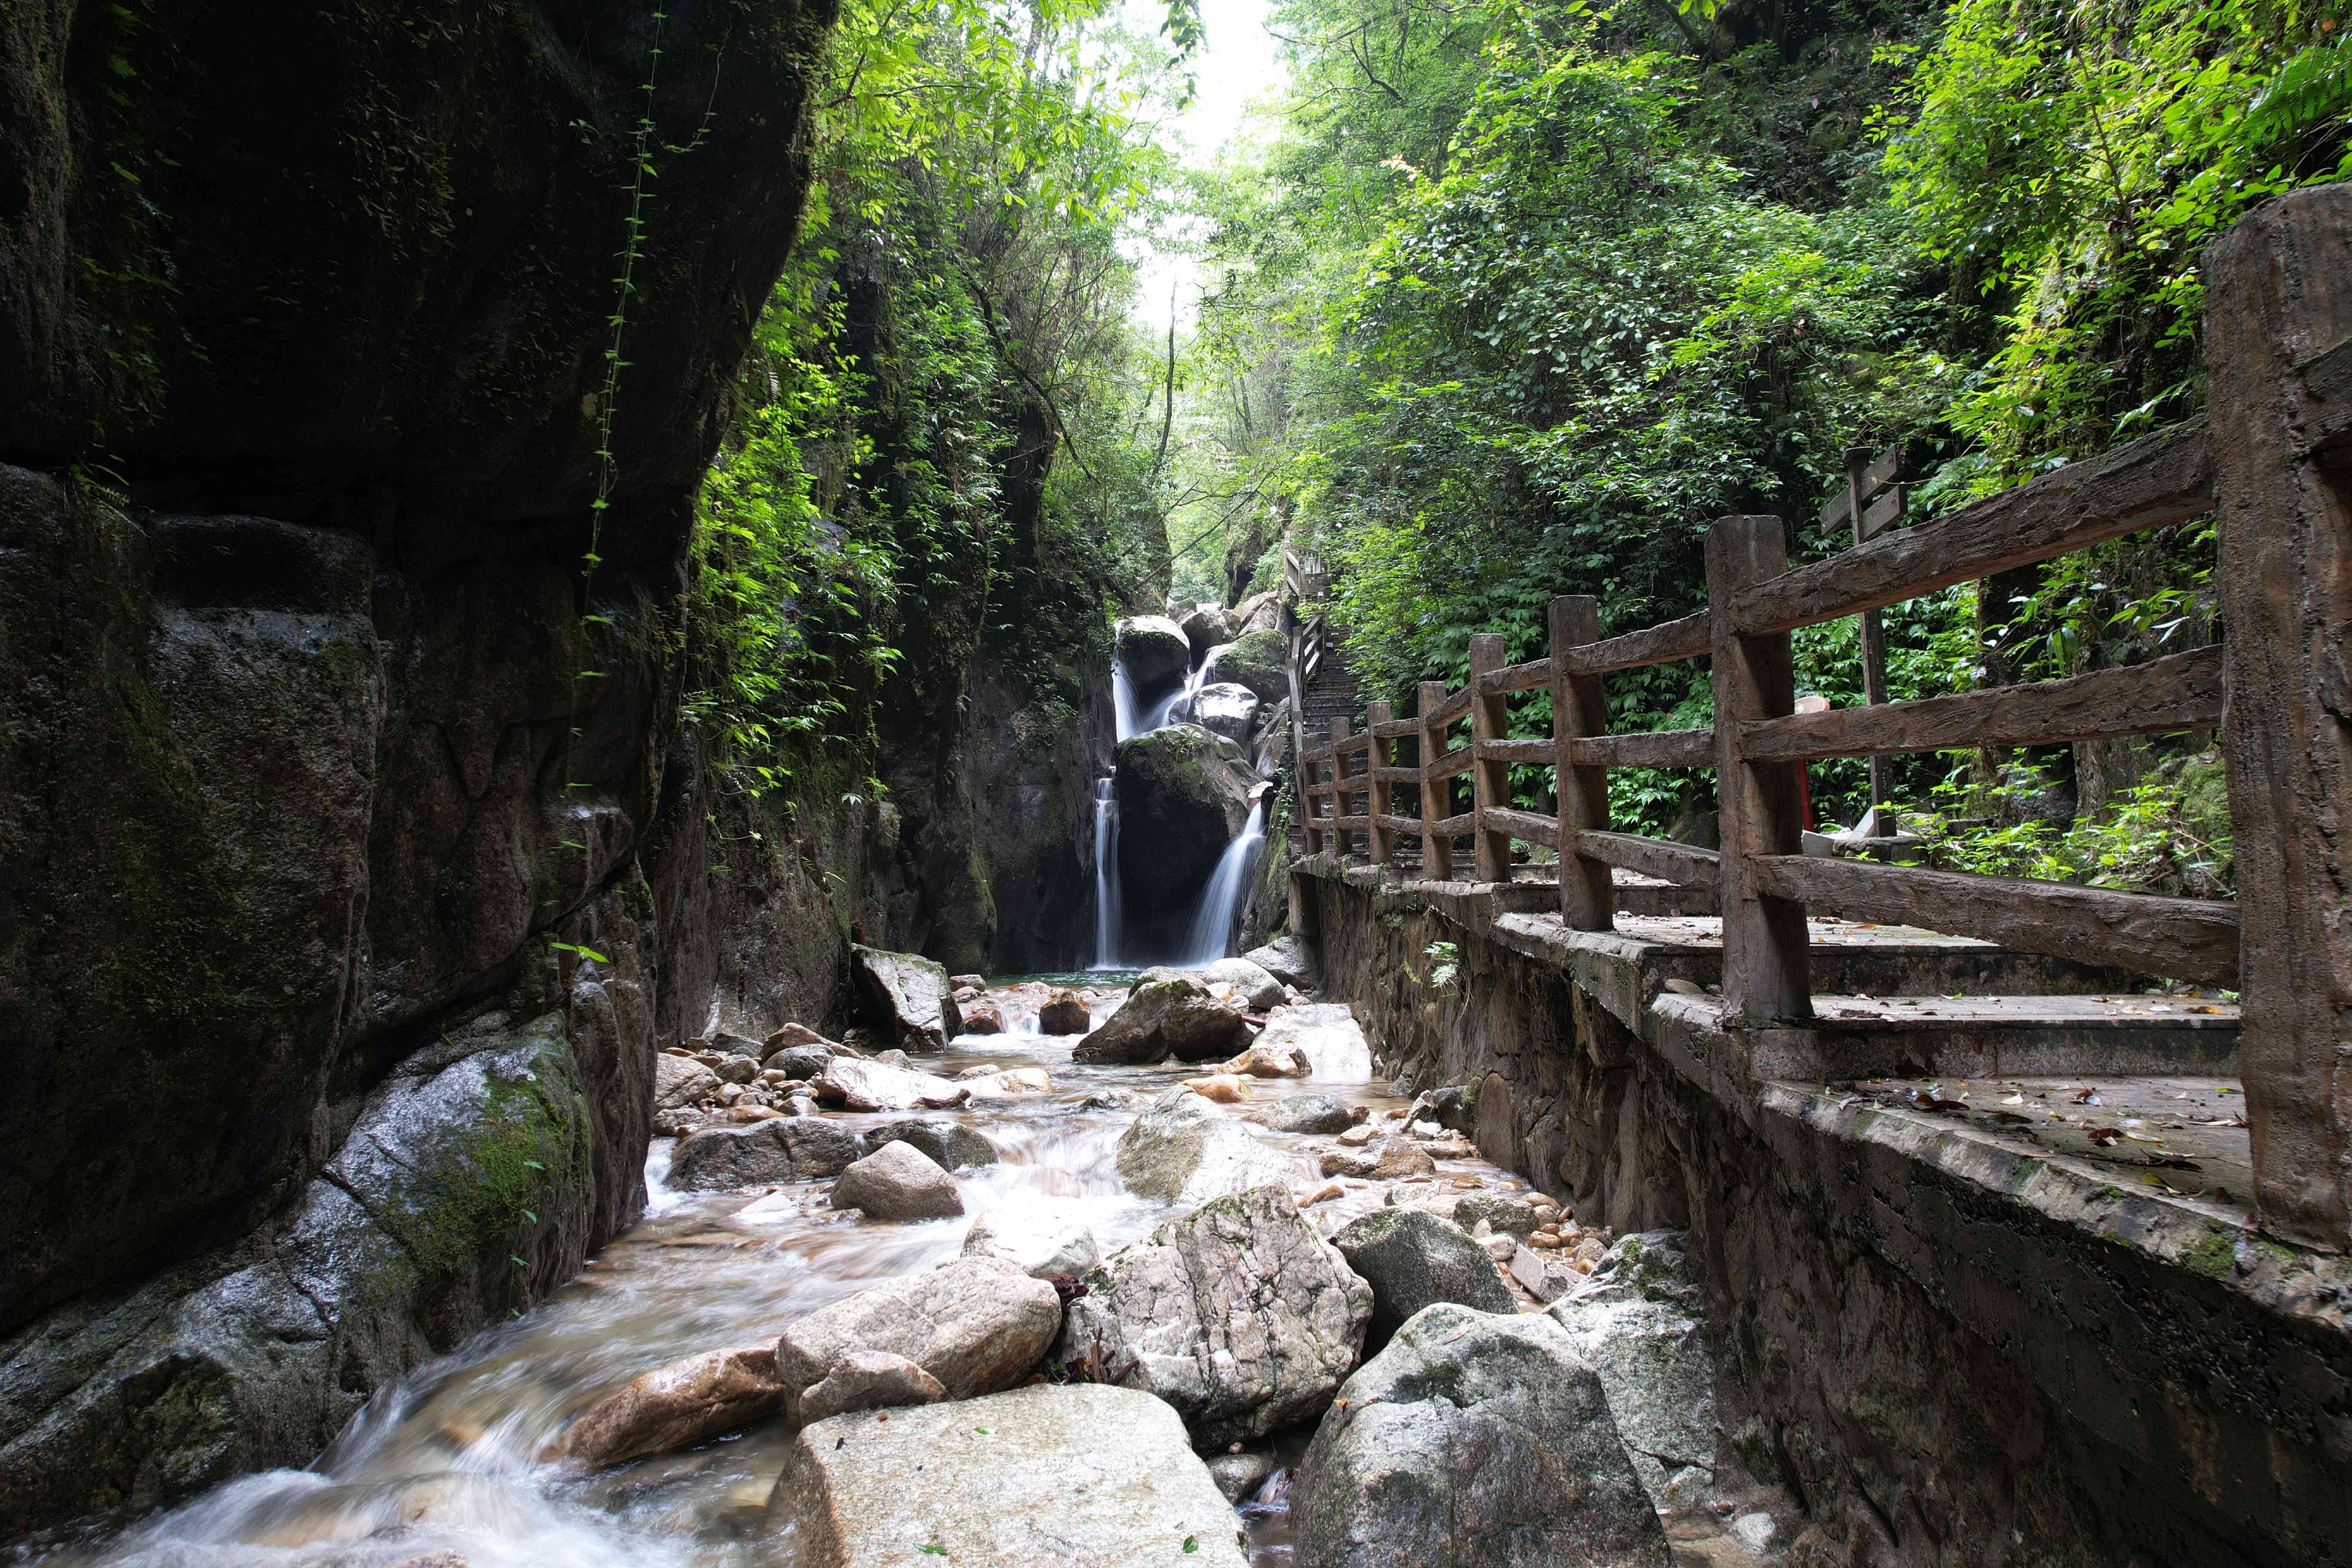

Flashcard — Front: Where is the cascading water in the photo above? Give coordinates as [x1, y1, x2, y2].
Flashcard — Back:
[1176, 799, 1266, 967]
[1092, 776, 1122, 969]
[1112, 659, 1143, 741]
[1141, 641, 1228, 733]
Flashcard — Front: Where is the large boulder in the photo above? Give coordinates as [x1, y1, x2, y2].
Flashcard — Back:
[766, 1384, 1247, 1567]
[1235, 589, 1282, 635]
[1115, 616, 1194, 691]
[1547, 1230, 1723, 1510]
[1248, 1094, 1357, 1135]
[551, 1345, 790, 1470]
[814, 1056, 971, 1112]
[668, 1116, 863, 1190]
[762, 1044, 834, 1081]
[1190, 682, 1262, 744]
[962, 1202, 1104, 1279]
[1243, 934, 1319, 991]
[1057, 1185, 1371, 1452]
[1330, 1209, 1515, 1352]
[1038, 988, 1093, 1034]
[850, 945, 962, 1052]
[1113, 726, 1259, 905]
[829, 1141, 965, 1222]
[1076, 973, 1253, 1066]
[655, 1054, 722, 1110]
[1201, 955, 1285, 1011]
[1291, 1304, 1671, 1568]
[1115, 1087, 1301, 1206]
[1204, 627, 1289, 705]
[1180, 603, 1242, 659]
[1255, 1004, 1372, 1079]
[1319, 1137, 1437, 1181]
[774, 1257, 1062, 1406]
[864, 1118, 1001, 1172]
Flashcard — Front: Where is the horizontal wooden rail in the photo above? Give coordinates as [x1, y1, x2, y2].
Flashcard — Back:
[1475, 738, 1554, 765]
[1430, 812, 1476, 836]
[1561, 729, 1714, 769]
[1728, 421, 2215, 636]
[1427, 747, 1475, 780]
[1740, 646, 2222, 763]
[1750, 854, 2240, 988]
[1485, 807, 1561, 848]
[1372, 717, 1420, 740]
[1560, 612, 1709, 676]
[1374, 812, 1422, 834]
[1333, 814, 1369, 830]
[1373, 765, 1420, 784]
[1574, 830, 1720, 889]
[1477, 656, 1553, 696]
[1428, 687, 1473, 726]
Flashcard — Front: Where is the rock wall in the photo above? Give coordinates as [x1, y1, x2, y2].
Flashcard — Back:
[1302, 869, 2352, 1568]
[0, 0, 834, 1540]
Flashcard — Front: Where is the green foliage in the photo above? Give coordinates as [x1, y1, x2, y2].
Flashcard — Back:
[1890, 754, 2234, 899]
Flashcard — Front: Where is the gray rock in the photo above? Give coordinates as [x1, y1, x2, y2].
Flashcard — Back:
[655, 1053, 722, 1109]
[1203, 627, 1289, 705]
[1454, 1192, 1543, 1238]
[1191, 681, 1262, 743]
[865, 1118, 1001, 1171]
[710, 1030, 767, 1060]
[1113, 726, 1261, 906]
[851, 944, 962, 1051]
[1116, 1087, 1301, 1206]
[762, 1044, 833, 1081]
[712, 1054, 760, 1085]
[1291, 1303, 1670, 1568]
[768, 1384, 1246, 1567]
[1207, 1450, 1281, 1504]
[551, 1344, 790, 1469]
[1243, 934, 1320, 990]
[1248, 1093, 1357, 1135]
[1508, 1244, 1578, 1304]
[1330, 1208, 1515, 1351]
[1251, 1004, 1371, 1079]
[1547, 1230, 1721, 1510]
[1201, 955, 1285, 1011]
[1319, 1137, 1436, 1181]
[794, 1348, 948, 1426]
[1408, 1084, 1477, 1135]
[774, 1258, 1062, 1403]
[1180, 603, 1242, 658]
[830, 1141, 965, 1221]
[1115, 615, 1194, 690]
[962, 1204, 1103, 1278]
[1057, 1184, 1371, 1451]
[1077, 973, 1253, 1065]
[814, 1055, 971, 1112]
[669, 1116, 862, 1190]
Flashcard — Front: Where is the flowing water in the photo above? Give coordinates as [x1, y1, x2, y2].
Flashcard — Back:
[33, 986, 1406, 1568]
[1090, 777, 1122, 970]
[1176, 801, 1267, 968]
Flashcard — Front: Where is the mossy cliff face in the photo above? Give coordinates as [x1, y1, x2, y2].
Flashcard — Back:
[0, 0, 830, 1539]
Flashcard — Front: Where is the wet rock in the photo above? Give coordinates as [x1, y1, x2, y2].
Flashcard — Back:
[1248, 1094, 1356, 1135]
[815, 1056, 971, 1112]
[872, 1048, 912, 1070]
[712, 1055, 760, 1086]
[1038, 988, 1093, 1034]
[1454, 1192, 1542, 1238]
[710, 1030, 767, 1061]
[1116, 1087, 1300, 1205]
[1416, 1130, 1476, 1161]
[1319, 1138, 1436, 1181]
[1191, 682, 1262, 743]
[865, 1118, 1001, 1172]
[1202, 956, 1285, 1011]
[959, 998, 1006, 1034]
[1183, 1073, 1250, 1103]
[1181, 603, 1242, 659]
[1219, 1037, 1306, 1078]
[851, 945, 962, 1052]
[669, 1117, 863, 1190]
[774, 1257, 1062, 1403]
[1407, 1084, 1476, 1136]
[1208, 1450, 1282, 1504]
[762, 1044, 833, 1081]
[1330, 1209, 1514, 1351]
[392, 1554, 473, 1568]
[1243, 934, 1319, 991]
[1076, 972, 1252, 1065]
[1547, 1231, 1721, 1510]
[949, 973, 986, 990]
[1508, 1244, 1578, 1304]
[1335, 1122, 1378, 1147]
[962, 1203, 1104, 1278]
[795, 1348, 948, 1427]
[1115, 615, 1194, 690]
[1204, 627, 1289, 705]
[763, 1022, 842, 1056]
[655, 1054, 723, 1110]
[767, 1384, 1245, 1568]
[1291, 1303, 1669, 1568]
[830, 1141, 965, 1222]
[552, 1345, 792, 1470]
[1254, 1004, 1371, 1079]
[1113, 726, 1260, 906]
[1057, 1184, 1371, 1451]
[960, 1067, 1052, 1097]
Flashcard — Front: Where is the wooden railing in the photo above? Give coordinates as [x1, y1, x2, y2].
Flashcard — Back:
[1300, 416, 2236, 1020]
[1295, 185, 2352, 1254]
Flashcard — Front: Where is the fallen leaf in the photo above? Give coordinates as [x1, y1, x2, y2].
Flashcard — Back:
[2071, 1089, 2103, 1106]
[2086, 1127, 2124, 1145]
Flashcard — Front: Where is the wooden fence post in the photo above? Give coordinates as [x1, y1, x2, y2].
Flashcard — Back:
[2206, 183, 2352, 1250]
[1330, 716, 1354, 859]
[1366, 698, 1395, 867]
[1301, 738, 1325, 858]
[1469, 633, 1512, 883]
[1550, 595, 1613, 930]
[1709, 516, 1812, 1023]
[1418, 680, 1454, 882]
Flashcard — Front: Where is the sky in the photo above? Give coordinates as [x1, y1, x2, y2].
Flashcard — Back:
[1124, 0, 1291, 327]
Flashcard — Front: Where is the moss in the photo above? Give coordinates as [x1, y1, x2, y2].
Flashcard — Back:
[2177, 1227, 2237, 1280]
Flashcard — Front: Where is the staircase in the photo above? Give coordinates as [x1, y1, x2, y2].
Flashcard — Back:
[1283, 600, 1362, 854]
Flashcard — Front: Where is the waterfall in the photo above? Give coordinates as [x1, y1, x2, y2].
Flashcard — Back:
[1112, 659, 1142, 742]
[1141, 641, 1229, 733]
[1175, 799, 1265, 967]
[1091, 776, 1123, 969]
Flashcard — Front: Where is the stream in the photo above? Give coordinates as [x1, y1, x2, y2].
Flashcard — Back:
[32, 982, 1427, 1568]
